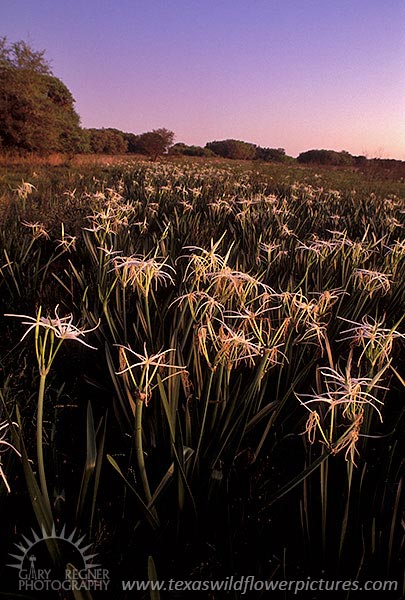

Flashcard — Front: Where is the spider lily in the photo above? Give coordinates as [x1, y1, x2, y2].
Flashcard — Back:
[21, 220, 50, 240]
[5, 306, 99, 514]
[298, 362, 389, 464]
[353, 268, 392, 295]
[115, 343, 185, 405]
[338, 315, 404, 367]
[112, 255, 175, 293]
[5, 306, 99, 350]
[115, 343, 186, 515]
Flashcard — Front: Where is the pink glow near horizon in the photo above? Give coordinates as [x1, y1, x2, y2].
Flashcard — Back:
[2, 0, 404, 159]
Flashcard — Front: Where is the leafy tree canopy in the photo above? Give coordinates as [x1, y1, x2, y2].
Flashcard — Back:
[297, 149, 355, 166]
[0, 37, 84, 154]
[255, 147, 287, 162]
[206, 139, 257, 160]
[169, 142, 214, 157]
[85, 128, 128, 154]
[139, 128, 175, 160]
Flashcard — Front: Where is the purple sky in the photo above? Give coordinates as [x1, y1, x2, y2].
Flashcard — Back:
[2, 0, 404, 159]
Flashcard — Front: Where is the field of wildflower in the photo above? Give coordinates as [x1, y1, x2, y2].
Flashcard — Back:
[0, 158, 404, 597]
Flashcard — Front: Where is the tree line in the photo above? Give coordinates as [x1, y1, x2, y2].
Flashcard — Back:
[0, 38, 175, 159]
[1, 39, 403, 169]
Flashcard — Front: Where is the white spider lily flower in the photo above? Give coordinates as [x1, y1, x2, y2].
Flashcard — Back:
[21, 221, 50, 240]
[115, 344, 186, 405]
[353, 269, 392, 295]
[112, 255, 175, 292]
[55, 235, 77, 252]
[14, 181, 37, 199]
[115, 344, 185, 375]
[299, 367, 387, 422]
[337, 315, 404, 366]
[338, 316, 404, 344]
[55, 224, 76, 252]
[170, 291, 225, 320]
[5, 306, 99, 349]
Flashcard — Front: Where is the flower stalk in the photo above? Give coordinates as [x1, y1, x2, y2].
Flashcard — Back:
[6, 307, 99, 515]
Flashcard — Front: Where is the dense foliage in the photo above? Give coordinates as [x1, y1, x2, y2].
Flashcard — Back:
[85, 128, 129, 154]
[138, 128, 175, 161]
[205, 139, 290, 162]
[298, 149, 366, 166]
[169, 142, 215, 157]
[206, 138, 257, 160]
[255, 146, 288, 162]
[0, 38, 83, 154]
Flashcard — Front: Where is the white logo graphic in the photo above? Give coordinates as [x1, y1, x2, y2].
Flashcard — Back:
[8, 524, 109, 592]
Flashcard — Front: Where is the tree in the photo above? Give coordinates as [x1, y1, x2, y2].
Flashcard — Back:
[168, 142, 214, 157]
[297, 149, 355, 166]
[44, 75, 86, 153]
[139, 128, 175, 160]
[86, 128, 128, 154]
[0, 38, 82, 154]
[123, 132, 143, 154]
[205, 139, 256, 160]
[255, 147, 286, 162]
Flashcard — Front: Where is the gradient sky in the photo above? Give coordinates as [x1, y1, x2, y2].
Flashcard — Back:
[2, 0, 404, 159]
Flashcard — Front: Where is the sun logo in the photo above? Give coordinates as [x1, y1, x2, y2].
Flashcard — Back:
[7, 524, 109, 593]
